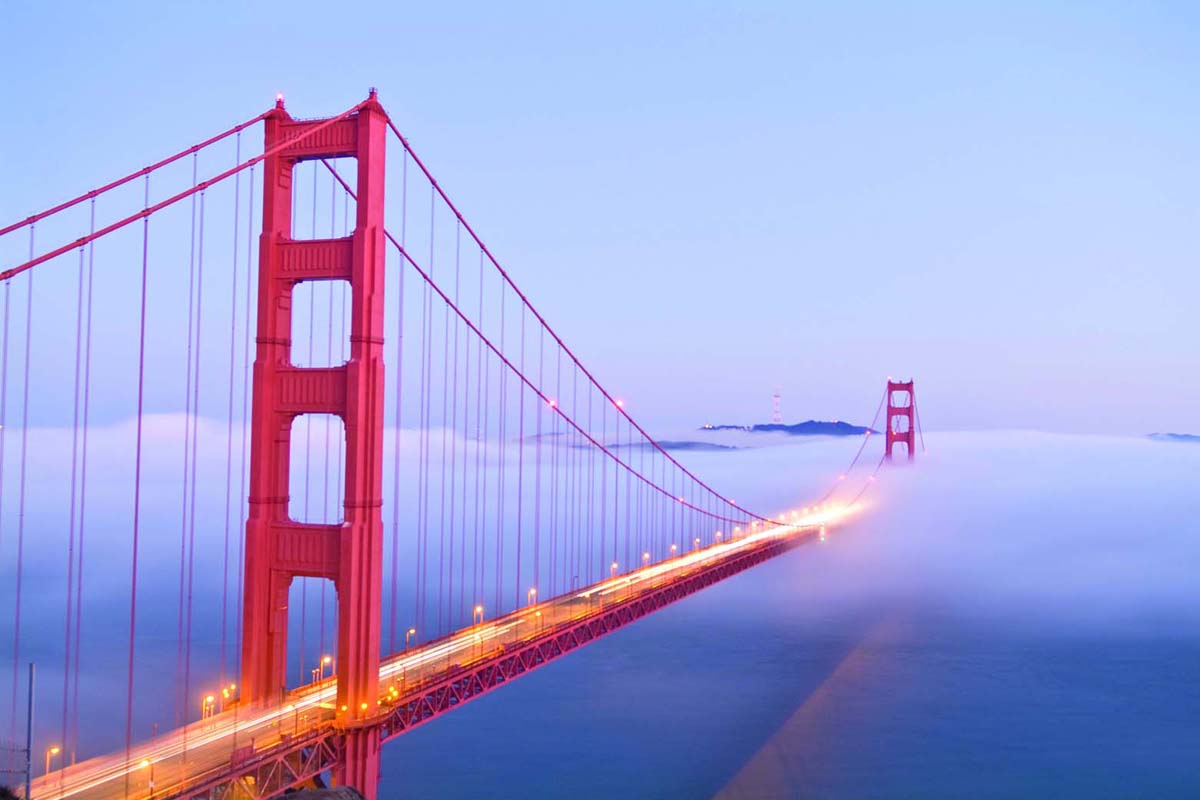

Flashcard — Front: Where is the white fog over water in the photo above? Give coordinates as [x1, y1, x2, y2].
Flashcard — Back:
[1, 421, 1197, 796]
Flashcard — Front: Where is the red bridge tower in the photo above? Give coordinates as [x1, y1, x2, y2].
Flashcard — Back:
[241, 92, 387, 794]
[885, 379, 916, 461]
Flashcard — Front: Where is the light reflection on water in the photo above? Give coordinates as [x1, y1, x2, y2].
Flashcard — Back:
[1, 429, 1196, 797]
[379, 431, 1200, 799]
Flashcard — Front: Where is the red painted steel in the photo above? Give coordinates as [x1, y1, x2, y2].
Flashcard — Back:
[885, 380, 916, 461]
[173, 527, 821, 800]
[176, 734, 344, 800]
[382, 119, 766, 526]
[1, 95, 897, 800]
[0, 111, 269, 238]
[320, 161, 765, 528]
[0, 104, 366, 283]
[375, 528, 816, 742]
[240, 91, 388, 798]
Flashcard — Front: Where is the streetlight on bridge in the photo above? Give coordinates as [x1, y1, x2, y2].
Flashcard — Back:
[44, 745, 60, 776]
[403, 626, 421, 687]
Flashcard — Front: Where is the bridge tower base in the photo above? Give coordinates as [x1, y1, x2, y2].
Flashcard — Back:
[337, 728, 381, 796]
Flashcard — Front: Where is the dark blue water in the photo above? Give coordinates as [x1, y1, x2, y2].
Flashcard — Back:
[378, 547, 1199, 798]
[378, 432, 1200, 798]
[3, 430, 1197, 797]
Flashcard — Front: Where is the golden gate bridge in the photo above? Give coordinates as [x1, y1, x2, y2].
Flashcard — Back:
[0, 91, 921, 799]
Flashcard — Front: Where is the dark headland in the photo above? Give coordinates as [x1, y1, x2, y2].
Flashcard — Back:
[1148, 432, 1200, 443]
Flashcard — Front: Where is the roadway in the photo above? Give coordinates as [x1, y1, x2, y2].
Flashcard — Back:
[27, 502, 855, 800]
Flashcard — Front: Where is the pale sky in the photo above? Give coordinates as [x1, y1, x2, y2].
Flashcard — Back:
[2, 0, 1196, 435]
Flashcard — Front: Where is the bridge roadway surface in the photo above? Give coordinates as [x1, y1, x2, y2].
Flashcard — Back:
[30, 505, 853, 800]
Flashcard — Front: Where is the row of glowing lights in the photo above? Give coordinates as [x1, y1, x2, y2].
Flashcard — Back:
[39, 500, 857, 795]
[194, 503, 857, 723]
[38, 339, 869, 767]
[37, 398, 666, 785]
[74, 390, 865, 780]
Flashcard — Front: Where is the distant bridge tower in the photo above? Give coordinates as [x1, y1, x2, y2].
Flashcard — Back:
[771, 390, 782, 424]
[241, 92, 388, 796]
[885, 379, 916, 461]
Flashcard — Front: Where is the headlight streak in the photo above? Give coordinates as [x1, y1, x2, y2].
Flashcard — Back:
[35, 501, 863, 800]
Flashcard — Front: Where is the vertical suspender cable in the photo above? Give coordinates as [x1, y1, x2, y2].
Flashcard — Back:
[533, 327, 542, 594]
[59, 240, 86, 777]
[437, 227, 452, 632]
[628, 417, 638, 573]
[423, 187, 436, 634]
[494, 286, 506, 615]
[819, 387, 886, 505]
[326, 161, 348, 649]
[337, 188, 348, 519]
[586, 388, 594, 584]
[70, 200, 97, 762]
[123, 175, 152, 796]
[176, 155, 200, 725]
[550, 345, 561, 595]
[441, 221, 458, 628]
[235, 165, 255, 675]
[9, 227, 34, 737]
[414, 273, 428, 638]
[613, 413, 620, 566]
[458, 295, 470, 627]
[637, 429, 645, 565]
[335, 193, 348, 526]
[415, 186, 435, 639]
[0, 254, 9, 735]
[598, 399, 607, 578]
[388, 151, 408, 653]
[219, 133, 243, 688]
[571, 366, 580, 589]
[444, 222, 461, 627]
[320, 167, 336, 656]
[515, 307, 525, 608]
[474, 248, 487, 612]
[914, 396, 927, 453]
[182, 187, 208, 770]
[454, 223, 467, 626]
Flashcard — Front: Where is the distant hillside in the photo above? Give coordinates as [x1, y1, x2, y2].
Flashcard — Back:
[657, 440, 737, 452]
[1148, 432, 1200, 443]
[700, 420, 875, 437]
[526, 433, 737, 451]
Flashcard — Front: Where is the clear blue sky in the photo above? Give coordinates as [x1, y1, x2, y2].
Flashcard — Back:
[2, 0, 1196, 434]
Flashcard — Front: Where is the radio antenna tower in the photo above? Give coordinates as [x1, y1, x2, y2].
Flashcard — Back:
[771, 390, 782, 424]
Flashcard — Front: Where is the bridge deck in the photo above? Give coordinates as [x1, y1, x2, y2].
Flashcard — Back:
[29, 509, 846, 800]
